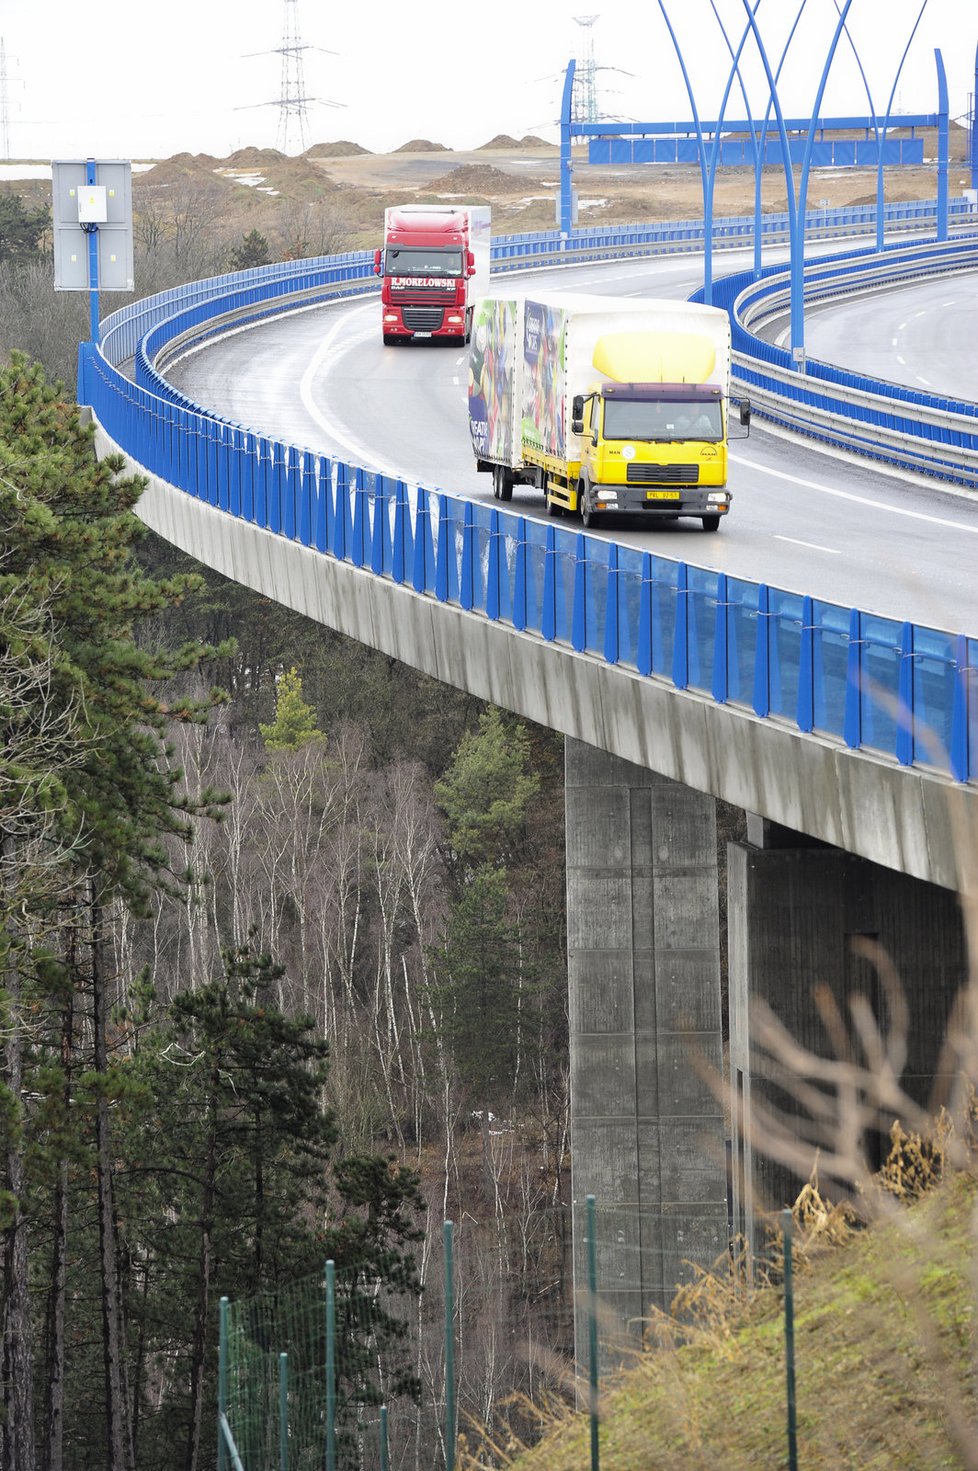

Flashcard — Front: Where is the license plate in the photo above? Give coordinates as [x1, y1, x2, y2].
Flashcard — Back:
[413, 331, 432, 338]
[646, 490, 681, 500]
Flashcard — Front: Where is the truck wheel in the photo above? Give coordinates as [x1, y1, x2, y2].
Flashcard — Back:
[492, 465, 513, 502]
[701, 514, 721, 532]
[580, 484, 602, 530]
[546, 495, 563, 518]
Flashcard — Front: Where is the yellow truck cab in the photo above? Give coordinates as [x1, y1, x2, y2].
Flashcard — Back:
[566, 379, 735, 530]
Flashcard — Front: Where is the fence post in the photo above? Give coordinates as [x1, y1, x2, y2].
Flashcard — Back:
[325, 1260, 336, 1471]
[279, 1353, 289, 1471]
[782, 1210, 798, 1471]
[586, 1194, 599, 1471]
[380, 1405, 389, 1471]
[444, 1221, 456, 1471]
[217, 1296, 229, 1471]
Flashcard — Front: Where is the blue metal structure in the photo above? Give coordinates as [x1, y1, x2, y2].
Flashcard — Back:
[557, 6, 956, 360]
[77, 223, 978, 788]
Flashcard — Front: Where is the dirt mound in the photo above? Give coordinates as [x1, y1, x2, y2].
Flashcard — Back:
[520, 134, 555, 149]
[393, 139, 450, 153]
[477, 133, 522, 151]
[167, 150, 221, 168]
[268, 157, 340, 196]
[304, 140, 371, 158]
[426, 163, 547, 195]
[225, 146, 288, 167]
[139, 156, 235, 188]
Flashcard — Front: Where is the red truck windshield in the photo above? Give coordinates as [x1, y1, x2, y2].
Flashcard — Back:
[603, 397, 723, 442]
[385, 247, 463, 277]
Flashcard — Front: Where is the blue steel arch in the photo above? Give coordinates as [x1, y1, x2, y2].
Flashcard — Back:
[557, 3, 954, 353]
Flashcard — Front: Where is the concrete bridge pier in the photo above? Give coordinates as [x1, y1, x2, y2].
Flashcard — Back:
[728, 817, 968, 1258]
[564, 738, 728, 1357]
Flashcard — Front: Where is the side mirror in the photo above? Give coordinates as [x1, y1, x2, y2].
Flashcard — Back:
[571, 419, 584, 435]
[373, 248, 382, 276]
[466, 249, 476, 278]
[739, 398, 752, 426]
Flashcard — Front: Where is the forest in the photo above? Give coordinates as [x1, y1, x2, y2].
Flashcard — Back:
[0, 181, 578, 1471]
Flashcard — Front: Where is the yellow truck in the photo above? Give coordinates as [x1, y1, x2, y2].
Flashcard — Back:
[467, 291, 749, 531]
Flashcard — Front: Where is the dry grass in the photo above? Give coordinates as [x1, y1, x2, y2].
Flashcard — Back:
[459, 1126, 978, 1471]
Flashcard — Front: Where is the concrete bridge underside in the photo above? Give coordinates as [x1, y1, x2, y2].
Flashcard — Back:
[110, 435, 975, 1346]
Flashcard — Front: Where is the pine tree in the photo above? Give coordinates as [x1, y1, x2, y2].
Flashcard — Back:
[0, 352, 230, 1471]
[0, 194, 50, 262]
[259, 666, 322, 751]
[228, 229, 271, 271]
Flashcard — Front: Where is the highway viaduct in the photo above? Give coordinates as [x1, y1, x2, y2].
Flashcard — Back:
[87, 237, 978, 1349]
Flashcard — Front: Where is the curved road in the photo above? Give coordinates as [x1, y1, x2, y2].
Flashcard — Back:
[166, 249, 978, 637]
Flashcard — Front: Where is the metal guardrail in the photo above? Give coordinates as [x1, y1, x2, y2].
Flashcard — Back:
[79, 205, 978, 789]
[701, 236, 978, 485]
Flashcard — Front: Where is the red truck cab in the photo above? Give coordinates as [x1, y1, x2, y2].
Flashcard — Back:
[373, 205, 490, 345]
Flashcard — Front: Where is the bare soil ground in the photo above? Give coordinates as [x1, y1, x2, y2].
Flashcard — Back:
[3, 124, 969, 256]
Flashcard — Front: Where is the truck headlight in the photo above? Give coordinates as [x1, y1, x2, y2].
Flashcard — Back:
[707, 493, 728, 504]
[447, 314, 463, 324]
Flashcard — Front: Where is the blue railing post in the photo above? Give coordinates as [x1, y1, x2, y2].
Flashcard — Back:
[392, 479, 409, 583]
[637, 552, 653, 677]
[299, 450, 315, 545]
[951, 636, 973, 782]
[217, 422, 231, 513]
[844, 608, 863, 749]
[487, 509, 502, 620]
[283, 445, 299, 539]
[229, 427, 244, 518]
[333, 462, 349, 561]
[572, 534, 588, 653]
[460, 501, 475, 611]
[436, 494, 452, 603]
[603, 542, 620, 665]
[672, 562, 690, 689]
[255, 436, 271, 528]
[896, 621, 915, 766]
[542, 526, 557, 643]
[372, 477, 389, 575]
[797, 594, 814, 732]
[712, 571, 729, 702]
[414, 486, 435, 592]
[513, 517, 528, 631]
[318, 457, 333, 554]
[269, 441, 284, 534]
[351, 467, 368, 568]
[753, 583, 771, 717]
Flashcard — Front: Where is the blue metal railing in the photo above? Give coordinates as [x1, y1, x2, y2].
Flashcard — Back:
[80, 207, 978, 786]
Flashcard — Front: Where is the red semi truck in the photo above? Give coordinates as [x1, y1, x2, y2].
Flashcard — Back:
[373, 205, 491, 345]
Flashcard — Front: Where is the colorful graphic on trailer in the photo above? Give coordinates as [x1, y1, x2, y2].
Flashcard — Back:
[522, 301, 566, 460]
[468, 299, 516, 464]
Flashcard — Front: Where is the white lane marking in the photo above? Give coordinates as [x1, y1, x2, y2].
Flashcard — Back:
[774, 535, 840, 554]
[897, 353, 906, 364]
[730, 453, 978, 535]
[891, 335, 899, 346]
[299, 303, 410, 479]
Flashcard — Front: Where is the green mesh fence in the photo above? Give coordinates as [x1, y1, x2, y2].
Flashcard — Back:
[221, 1260, 407, 1471]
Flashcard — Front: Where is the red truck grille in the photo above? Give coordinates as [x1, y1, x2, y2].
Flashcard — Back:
[402, 307, 446, 331]
[626, 463, 700, 485]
